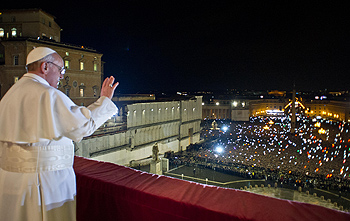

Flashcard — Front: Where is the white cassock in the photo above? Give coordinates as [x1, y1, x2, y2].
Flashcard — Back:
[0, 73, 118, 220]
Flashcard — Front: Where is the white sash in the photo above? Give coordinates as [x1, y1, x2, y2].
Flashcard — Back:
[0, 142, 74, 173]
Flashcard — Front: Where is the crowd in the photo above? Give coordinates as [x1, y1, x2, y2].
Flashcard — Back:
[168, 114, 350, 193]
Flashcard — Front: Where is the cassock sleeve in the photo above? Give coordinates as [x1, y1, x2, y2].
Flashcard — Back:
[52, 92, 118, 142]
[0, 77, 118, 143]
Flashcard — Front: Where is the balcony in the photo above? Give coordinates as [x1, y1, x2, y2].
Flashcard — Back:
[74, 156, 350, 220]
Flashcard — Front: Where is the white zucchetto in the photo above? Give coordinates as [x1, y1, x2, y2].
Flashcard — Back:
[26, 47, 57, 65]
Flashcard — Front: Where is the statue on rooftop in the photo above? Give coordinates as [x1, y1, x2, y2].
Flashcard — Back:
[152, 142, 159, 162]
[212, 120, 218, 130]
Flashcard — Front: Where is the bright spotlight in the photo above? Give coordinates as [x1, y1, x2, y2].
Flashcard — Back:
[222, 126, 228, 132]
[216, 146, 224, 153]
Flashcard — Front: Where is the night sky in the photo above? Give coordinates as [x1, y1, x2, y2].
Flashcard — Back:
[3, 1, 350, 93]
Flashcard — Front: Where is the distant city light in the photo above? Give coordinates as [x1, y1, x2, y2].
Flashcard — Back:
[318, 128, 326, 134]
[266, 110, 284, 116]
[222, 126, 228, 132]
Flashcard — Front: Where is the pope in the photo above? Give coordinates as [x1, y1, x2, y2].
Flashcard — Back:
[0, 47, 119, 220]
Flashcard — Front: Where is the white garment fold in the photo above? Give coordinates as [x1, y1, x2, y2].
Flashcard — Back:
[0, 73, 118, 220]
[0, 73, 117, 143]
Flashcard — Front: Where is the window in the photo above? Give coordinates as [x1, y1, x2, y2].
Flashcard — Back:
[13, 55, 19, 65]
[65, 52, 69, 56]
[14, 76, 19, 83]
[65, 60, 70, 69]
[79, 84, 85, 97]
[0, 28, 4, 37]
[65, 88, 70, 97]
[11, 28, 17, 37]
[92, 85, 98, 97]
[94, 63, 97, 71]
[80, 61, 84, 70]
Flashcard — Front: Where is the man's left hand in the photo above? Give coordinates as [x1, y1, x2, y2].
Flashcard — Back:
[101, 76, 119, 99]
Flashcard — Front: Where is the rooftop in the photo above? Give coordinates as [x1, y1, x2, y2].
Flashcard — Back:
[0, 37, 101, 54]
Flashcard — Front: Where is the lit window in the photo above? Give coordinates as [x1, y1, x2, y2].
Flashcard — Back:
[65, 60, 70, 69]
[80, 88, 84, 97]
[0, 28, 4, 37]
[80, 61, 84, 70]
[94, 63, 97, 71]
[11, 28, 17, 37]
[65, 52, 69, 56]
[14, 76, 19, 83]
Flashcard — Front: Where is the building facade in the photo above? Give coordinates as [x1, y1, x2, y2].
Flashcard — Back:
[249, 99, 286, 116]
[75, 96, 203, 166]
[202, 99, 251, 121]
[0, 9, 61, 41]
[202, 95, 350, 123]
[0, 9, 103, 106]
[304, 100, 350, 122]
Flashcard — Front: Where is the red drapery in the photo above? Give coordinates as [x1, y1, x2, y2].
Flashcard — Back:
[74, 156, 350, 221]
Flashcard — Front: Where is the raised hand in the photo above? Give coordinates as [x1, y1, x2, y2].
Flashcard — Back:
[100, 76, 119, 99]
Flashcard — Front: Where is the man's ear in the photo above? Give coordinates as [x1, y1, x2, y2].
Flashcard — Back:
[40, 62, 48, 74]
